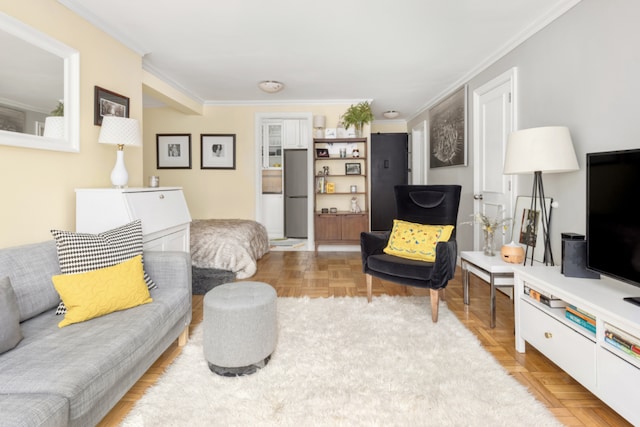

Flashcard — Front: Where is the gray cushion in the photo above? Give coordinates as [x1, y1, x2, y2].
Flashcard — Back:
[0, 240, 61, 322]
[0, 276, 23, 354]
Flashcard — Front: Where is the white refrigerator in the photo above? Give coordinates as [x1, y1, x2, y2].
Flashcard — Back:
[284, 149, 308, 238]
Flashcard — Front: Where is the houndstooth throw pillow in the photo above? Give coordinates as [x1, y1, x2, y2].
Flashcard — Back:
[51, 220, 156, 315]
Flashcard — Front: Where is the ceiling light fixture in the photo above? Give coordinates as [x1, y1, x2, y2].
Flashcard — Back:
[383, 110, 399, 119]
[258, 80, 284, 93]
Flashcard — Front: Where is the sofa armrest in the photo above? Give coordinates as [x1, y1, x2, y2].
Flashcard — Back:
[143, 251, 192, 291]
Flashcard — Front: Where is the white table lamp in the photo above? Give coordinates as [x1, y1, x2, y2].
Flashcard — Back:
[43, 116, 65, 139]
[98, 116, 141, 188]
[504, 126, 579, 265]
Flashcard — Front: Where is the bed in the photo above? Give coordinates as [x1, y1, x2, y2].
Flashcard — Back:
[190, 219, 270, 279]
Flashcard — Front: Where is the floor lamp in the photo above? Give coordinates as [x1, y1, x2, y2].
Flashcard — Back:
[503, 126, 579, 266]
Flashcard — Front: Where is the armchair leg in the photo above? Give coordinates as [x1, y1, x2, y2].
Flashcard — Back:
[366, 274, 373, 302]
[430, 289, 440, 323]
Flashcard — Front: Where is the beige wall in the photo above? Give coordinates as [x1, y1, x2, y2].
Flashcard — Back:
[0, 0, 143, 247]
[143, 104, 364, 220]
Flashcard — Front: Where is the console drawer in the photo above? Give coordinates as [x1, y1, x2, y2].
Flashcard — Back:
[597, 347, 640, 425]
[520, 300, 596, 390]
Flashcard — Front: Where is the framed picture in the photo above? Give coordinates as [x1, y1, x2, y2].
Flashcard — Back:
[201, 134, 236, 169]
[94, 86, 129, 125]
[324, 128, 336, 138]
[156, 134, 192, 169]
[513, 196, 553, 263]
[429, 85, 467, 168]
[316, 148, 329, 158]
[0, 105, 25, 132]
[345, 163, 361, 175]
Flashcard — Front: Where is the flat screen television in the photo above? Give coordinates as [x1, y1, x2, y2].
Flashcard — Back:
[586, 148, 640, 288]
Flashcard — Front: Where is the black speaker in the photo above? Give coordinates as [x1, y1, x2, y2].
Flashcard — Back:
[561, 233, 600, 279]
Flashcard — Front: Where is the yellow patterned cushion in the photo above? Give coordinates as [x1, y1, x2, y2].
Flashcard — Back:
[52, 255, 152, 328]
[383, 220, 454, 262]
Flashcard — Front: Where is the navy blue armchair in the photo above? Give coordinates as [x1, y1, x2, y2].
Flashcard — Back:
[360, 185, 462, 322]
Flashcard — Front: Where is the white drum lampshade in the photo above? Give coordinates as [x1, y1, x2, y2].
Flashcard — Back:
[43, 116, 65, 139]
[98, 116, 141, 188]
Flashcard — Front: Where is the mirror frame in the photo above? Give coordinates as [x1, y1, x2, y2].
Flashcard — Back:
[0, 12, 80, 152]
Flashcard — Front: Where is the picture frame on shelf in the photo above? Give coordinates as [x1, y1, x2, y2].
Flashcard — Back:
[316, 148, 329, 158]
[156, 134, 192, 169]
[94, 86, 129, 125]
[345, 163, 361, 175]
[201, 134, 236, 169]
[513, 195, 552, 263]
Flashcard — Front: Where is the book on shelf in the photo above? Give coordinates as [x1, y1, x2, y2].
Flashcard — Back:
[524, 285, 567, 308]
[565, 305, 595, 326]
[565, 310, 596, 333]
[604, 323, 640, 357]
[604, 337, 640, 361]
[566, 304, 595, 321]
[524, 284, 557, 300]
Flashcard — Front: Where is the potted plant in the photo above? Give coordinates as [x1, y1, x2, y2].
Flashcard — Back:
[341, 102, 374, 137]
[50, 101, 64, 116]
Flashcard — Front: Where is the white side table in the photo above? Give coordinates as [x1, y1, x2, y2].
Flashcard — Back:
[460, 251, 516, 328]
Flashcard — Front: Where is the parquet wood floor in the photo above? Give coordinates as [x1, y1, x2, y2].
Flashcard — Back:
[98, 250, 631, 426]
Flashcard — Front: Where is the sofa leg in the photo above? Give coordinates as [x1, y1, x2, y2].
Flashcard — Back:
[440, 288, 446, 302]
[430, 289, 440, 323]
[366, 274, 372, 303]
[178, 326, 189, 347]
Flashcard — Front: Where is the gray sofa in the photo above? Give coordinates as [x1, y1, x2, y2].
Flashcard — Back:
[0, 240, 192, 427]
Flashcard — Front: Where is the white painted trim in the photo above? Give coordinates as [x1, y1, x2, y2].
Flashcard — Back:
[206, 99, 372, 107]
[58, 0, 149, 55]
[410, 120, 428, 184]
[0, 12, 80, 152]
[407, 0, 582, 122]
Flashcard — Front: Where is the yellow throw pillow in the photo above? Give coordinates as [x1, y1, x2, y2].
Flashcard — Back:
[52, 255, 152, 328]
[383, 220, 454, 262]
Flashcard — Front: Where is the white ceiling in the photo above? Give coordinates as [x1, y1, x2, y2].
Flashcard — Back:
[59, 0, 581, 121]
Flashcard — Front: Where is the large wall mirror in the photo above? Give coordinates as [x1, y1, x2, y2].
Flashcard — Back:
[0, 12, 79, 152]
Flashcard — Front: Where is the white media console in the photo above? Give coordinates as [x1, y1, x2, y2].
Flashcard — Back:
[513, 266, 640, 425]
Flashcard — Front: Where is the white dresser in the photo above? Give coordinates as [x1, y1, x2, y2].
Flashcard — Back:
[75, 187, 192, 252]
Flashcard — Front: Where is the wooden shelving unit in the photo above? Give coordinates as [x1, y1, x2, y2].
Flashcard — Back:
[313, 138, 369, 249]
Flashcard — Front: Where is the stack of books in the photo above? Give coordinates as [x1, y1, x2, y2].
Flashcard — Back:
[604, 323, 640, 361]
[524, 285, 567, 308]
[565, 304, 596, 333]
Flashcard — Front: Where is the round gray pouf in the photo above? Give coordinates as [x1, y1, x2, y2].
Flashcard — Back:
[203, 281, 277, 377]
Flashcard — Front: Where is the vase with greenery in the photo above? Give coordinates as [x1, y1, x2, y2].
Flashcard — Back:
[341, 102, 374, 137]
[462, 210, 511, 256]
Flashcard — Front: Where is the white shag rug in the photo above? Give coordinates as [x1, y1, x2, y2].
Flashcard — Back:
[122, 296, 561, 427]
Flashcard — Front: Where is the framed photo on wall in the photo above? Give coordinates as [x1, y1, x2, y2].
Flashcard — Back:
[429, 85, 467, 168]
[513, 195, 553, 263]
[156, 134, 192, 169]
[201, 134, 236, 169]
[94, 86, 129, 125]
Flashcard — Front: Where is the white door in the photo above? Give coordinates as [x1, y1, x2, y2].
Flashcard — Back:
[411, 120, 428, 184]
[472, 68, 518, 250]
